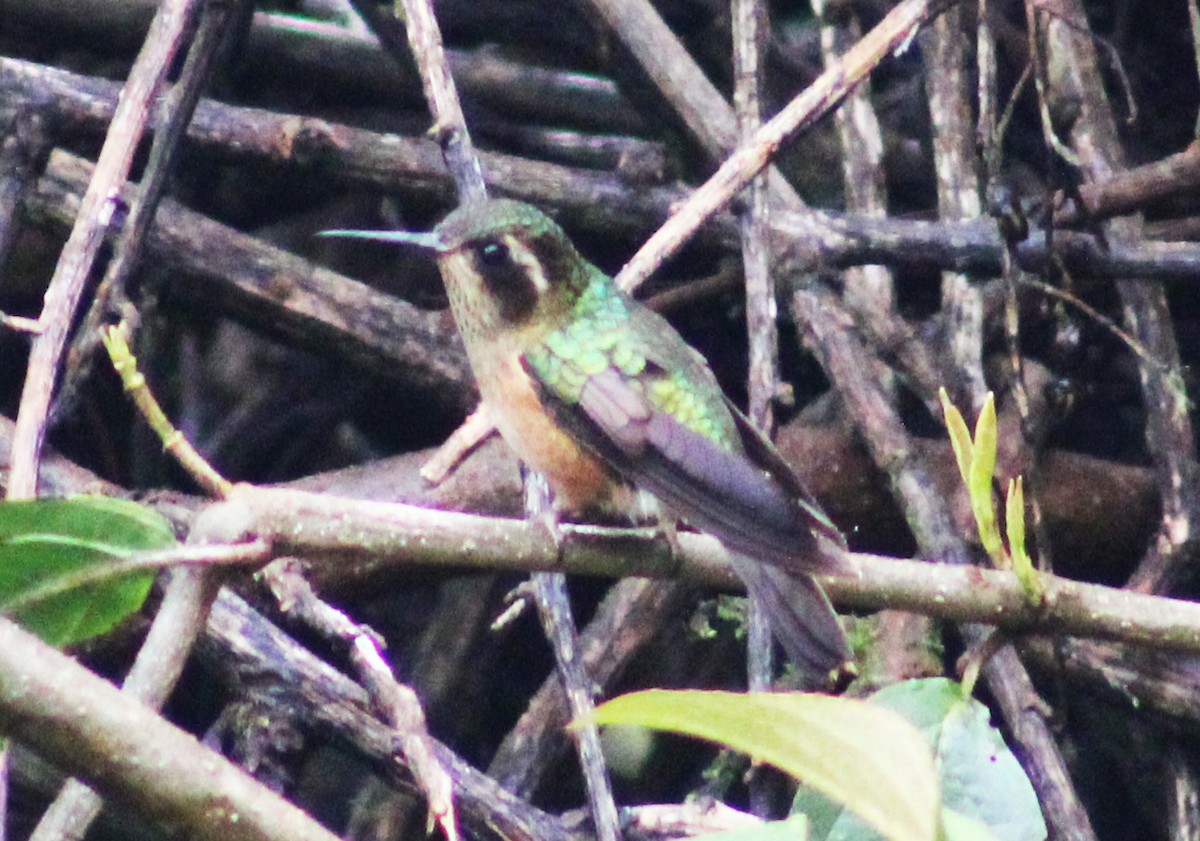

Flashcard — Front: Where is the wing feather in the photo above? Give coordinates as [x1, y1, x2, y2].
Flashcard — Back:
[532, 363, 848, 575]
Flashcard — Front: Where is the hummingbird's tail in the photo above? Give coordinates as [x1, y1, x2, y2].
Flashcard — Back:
[727, 553, 855, 689]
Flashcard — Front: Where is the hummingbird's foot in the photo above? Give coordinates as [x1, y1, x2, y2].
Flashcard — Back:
[492, 580, 537, 630]
[655, 516, 682, 560]
[534, 507, 569, 565]
[420, 406, 497, 485]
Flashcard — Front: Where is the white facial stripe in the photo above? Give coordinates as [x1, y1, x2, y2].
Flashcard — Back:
[503, 233, 550, 295]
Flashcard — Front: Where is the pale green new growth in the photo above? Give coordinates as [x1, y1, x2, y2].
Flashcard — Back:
[939, 390, 1038, 604]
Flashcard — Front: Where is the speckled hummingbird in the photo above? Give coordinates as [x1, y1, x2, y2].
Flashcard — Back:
[324, 199, 855, 685]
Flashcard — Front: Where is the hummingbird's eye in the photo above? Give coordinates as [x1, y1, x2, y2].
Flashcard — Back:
[477, 240, 511, 267]
[470, 237, 539, 324]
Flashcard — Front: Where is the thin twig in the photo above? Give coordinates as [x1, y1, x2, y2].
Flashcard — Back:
[921, 4, 986, 408]
[393, 0, 486, 204]
[203, 589, 586, 841]
[488, 578, 687, 798]
[6, 0, 205, 498]
[262, 560, 458, 841]
[0, 541, 267, 618]
[817, 0, 894, 321]
[1037, 0, 1200, 594]
[0, 99, 53, 273]
[101, 323, 233, 498]
[530, 572, 621, 841]
[733, 0, 775, 714]
[522, 474, 622, 841]
[612, 0, 957, 293]
[61, 0, 246, 419]
[791, 286, 1096, 841]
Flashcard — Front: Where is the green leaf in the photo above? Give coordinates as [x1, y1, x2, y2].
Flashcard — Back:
[870, 680, 1046, 841]
[966, 394, 1003, 562]
[939, 388, 973, 486]
[941, 809, 1003, 841]
[587, 690, 939, 841]
[793, 790, 1000, 841]
[0, 497, 176, 646]
[1005, 478, 1025, 568]
[1005, 479, 1041, 601]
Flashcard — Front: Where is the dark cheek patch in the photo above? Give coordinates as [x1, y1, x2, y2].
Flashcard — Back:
[526, 234, 571, 284]
[472, 248, 538, 323]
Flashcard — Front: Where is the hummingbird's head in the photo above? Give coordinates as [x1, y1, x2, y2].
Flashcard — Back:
[320, 199, 596, 338]
[431, 199, 591, 330]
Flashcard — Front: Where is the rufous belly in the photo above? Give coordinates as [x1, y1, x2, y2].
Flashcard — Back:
[479, 354, 621, 515]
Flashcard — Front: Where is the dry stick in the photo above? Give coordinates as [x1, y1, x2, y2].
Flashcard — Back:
[202, 590, 584, 841]
[61, 0, 246, 413]
[578, 0, 819, 281]
[818, 0, 940, 688]
[13, 58, 1200, 285]
[487, 577, 689, 798]
[975, 0, 999, 183]
[1039, 0, 1200, 593]
[261, 561, 456, 841]
[921, 5, 987, 408]
[0, 617, 342, 841]
[730, 3, 774, 819]
[6, 0, 203, 499]
[0, 542, 268, 616]
[1053, 142, 1200, 228]
[613, 0, 958, 294]
[792, 286, 1097, 841]
[816, 0, 894, 321]
[394, 0, 485, 205]
[0, 100, 52, 274]
[527, 567, 622, 841]
[27, 567, 224, 841]
[524, 470, 620, 841]
[1, 1, 204, 835]
[733, 0, 775, 713]
[920, 5, 1002, 701]
[377, 1, 614, 835]
[6, 0, 641, 136]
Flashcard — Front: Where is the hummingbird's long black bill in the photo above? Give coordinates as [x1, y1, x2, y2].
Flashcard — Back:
[316, 229, 446, 251]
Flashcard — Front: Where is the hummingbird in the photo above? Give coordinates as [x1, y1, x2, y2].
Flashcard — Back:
[324, 199, 855, 685]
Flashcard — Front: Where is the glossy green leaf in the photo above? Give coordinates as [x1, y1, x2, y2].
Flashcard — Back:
[587, 690, 939, 841]
[0, 497, 176, 646]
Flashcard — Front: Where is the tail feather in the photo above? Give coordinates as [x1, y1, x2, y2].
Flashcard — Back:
[727, 553, 854, 689]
